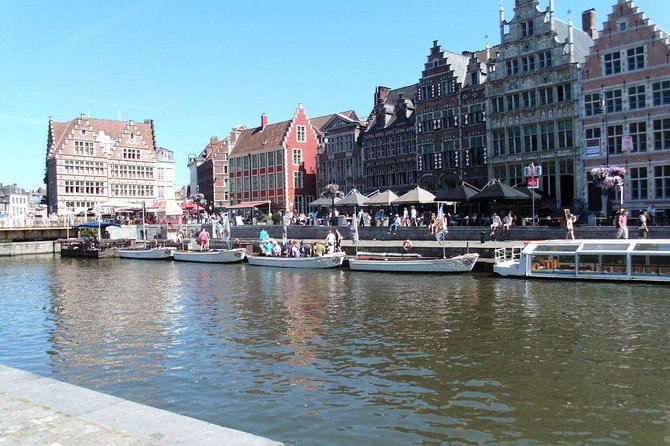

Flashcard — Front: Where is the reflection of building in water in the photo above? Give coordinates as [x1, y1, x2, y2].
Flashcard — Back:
[47, 259, 183, 388]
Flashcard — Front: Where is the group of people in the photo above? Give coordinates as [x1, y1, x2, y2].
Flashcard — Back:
[258, 228, 343, 257]
[489, 211, 516, 238]
[614, 208, 650, 239]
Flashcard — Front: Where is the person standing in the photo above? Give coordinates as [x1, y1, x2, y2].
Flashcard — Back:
[565, 212, 576, 240]
[198, 228, 210, 251]
[616, 209, 629, 239]
[646, 204, 656, 225]
[325, 230, 336, 254]
[638, 211, 649, 238]
[410, 206, 417, 226]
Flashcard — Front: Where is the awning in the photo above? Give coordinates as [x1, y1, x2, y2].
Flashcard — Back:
[228, 200, 278, 210]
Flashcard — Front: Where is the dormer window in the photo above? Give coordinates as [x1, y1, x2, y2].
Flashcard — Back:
[470, 72, 479, 86]
[130, 133, 135, 141]
[618, 20, 627, 32]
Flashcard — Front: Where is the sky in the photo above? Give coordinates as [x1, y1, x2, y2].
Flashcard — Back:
[1, 0, 668, 191]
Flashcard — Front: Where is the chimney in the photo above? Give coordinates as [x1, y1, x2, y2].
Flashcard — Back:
[261, 113, 268, 129]
[582, 9, 598, 39]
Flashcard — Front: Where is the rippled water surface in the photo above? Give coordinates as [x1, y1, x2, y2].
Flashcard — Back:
[1, 255, 670, 445]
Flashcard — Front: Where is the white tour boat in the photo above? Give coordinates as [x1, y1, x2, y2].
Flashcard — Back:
[173, 248, 247, 263]
[348, 252, 479, 273]
[118, 246, 176, 260]
[493, 239, 670, 283]
[246, 252, 346, 269]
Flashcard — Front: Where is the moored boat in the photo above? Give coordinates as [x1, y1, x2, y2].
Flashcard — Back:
[348, 252, 479, 273]
[246, 252, 345, 269]
[118, 246, 176, 260]
[173, 248, 247, 263]
[494, 239, 670, 282]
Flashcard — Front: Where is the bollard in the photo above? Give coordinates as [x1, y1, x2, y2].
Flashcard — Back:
[480, 231, 486, 244]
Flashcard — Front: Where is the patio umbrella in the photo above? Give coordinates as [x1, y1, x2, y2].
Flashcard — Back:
[470, 180, 530, 201]
[365, 190, 398, 206]
[336, 189, 368, 208]
[393, 186, 436, 205]
[434, 182, 480, 202]
[309, 196, 341, 207]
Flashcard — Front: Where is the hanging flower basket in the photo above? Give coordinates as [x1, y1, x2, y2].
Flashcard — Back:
[321, 183, 344, 199]
[590, 165, 626, 190]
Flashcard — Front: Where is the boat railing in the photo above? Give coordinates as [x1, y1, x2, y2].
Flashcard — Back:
[494, 246, 523, 263]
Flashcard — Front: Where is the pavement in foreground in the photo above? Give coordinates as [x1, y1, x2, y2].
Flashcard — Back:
[0, 364, 282, 446]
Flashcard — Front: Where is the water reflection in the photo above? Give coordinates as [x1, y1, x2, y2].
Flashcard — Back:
[1, 257, 669, 445]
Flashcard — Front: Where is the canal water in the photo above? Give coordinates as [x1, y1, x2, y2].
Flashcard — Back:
[1, 255, 669, 445]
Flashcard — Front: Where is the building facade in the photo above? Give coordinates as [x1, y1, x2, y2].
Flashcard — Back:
[362, 85, 417, 194]
[416, 41, 490, 192]
[486, 0, 593, 212]
[45, 114, 173, 215]
[314, 111, 367, 195]
[156, 147, 176, 200]
[228, 104, 319, 214]
[581, 0, 670, 219]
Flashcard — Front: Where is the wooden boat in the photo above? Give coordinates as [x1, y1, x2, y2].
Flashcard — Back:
[493, 239, 670, 282]
[118, 246, 175, 260]
[173, 248, 247, 263]
[246, 252, 346, 269]
[348, 252, 479, 273]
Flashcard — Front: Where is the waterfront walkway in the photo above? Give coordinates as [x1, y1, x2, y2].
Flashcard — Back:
[0, 364, 281, 445]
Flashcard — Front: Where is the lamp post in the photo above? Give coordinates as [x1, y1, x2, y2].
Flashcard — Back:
[600, 86, 610, 218]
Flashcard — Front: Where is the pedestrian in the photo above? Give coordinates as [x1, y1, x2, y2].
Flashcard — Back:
[565, 211, 576, 240]
[198, 228, 210, 251]
[616, 208, 628, 239]
[638, 211, 649, 238]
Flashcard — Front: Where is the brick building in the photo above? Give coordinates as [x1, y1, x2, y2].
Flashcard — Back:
[45, 114, 173, 215]
[416, 40, 490, 193]
[194, 127, 243, 210]
[228, 104, 319, 214]
[581, 0, 670, 220]
[313, 111, 367, 195]
[362, 85, 417, 194]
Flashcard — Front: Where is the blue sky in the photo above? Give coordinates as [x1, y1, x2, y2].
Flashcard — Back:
[1, 0, 668, 190]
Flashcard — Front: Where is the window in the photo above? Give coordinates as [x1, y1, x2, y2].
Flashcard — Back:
[507, 93, 521, 111]
[506, 59, 519, 76]
[492, 129, 506, 156]
[521, 20, 534, 37]
[539, 87, 554, 105]
[468, 104, 485, 124]
[441, 80, 453, 95]
[630, 167, 648, 200]
[296, 125, 306, 142]
[556, 83, 571, 102]
[522, 90, 537, 108]
[524, 124, 538, 152]
[655, 165, 670, 198]
[470, 71, 479, 86]
[586, 127, 601, 140]
[122, 147, 140, 159]
[441, 109, 457, 128]
[158, 186, 165, 198]
[540, 122, 555, 151]
[267, 151, 275, 166]
[654, 118, 670, 150]
[251, 154, 258, 169]
[557, 119, 573, 149]
[627, 46, 645, 71]
[419, 112, 435, 132]
[157, 168, 164, 180]
[268, 172, 275, 189]
[652, 81, 670, 106]
[276, 172, 283, 189]
[584, 93, 601, 116]
[522, 55, 535, 72]
[292, 149, 303, 165]
[276, 150, 283, 165]
[508, 127, 522, 154]
[607, 124, 623, 155]
[605, 89, 623, 113]
[538, 50, 552, 68]
[492, 97, 504, 113]
[629, 122, 647, 152]
[604, 52, 622, 75]
[259, 152, 266, 168]
[420, 85, 434, 101]
[293, 171, 303, 188]
[628, 85, 646, 110]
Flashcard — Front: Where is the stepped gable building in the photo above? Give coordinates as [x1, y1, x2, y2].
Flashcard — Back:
[228, 104, 320, 214]
[45, 114, 172, 214]
[486, 0, 593, 212]
[195, 127, 243, 210]
[313, 111, 367, 195]
[362, 85, 417, 194]
[581, 0, 670, 220]
[416, 40, 490, 193]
